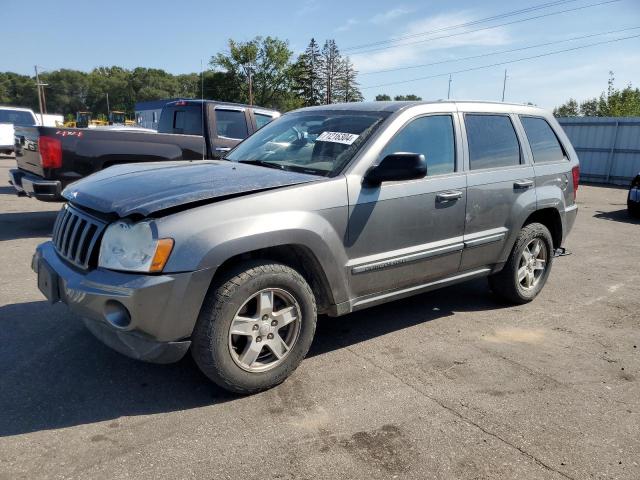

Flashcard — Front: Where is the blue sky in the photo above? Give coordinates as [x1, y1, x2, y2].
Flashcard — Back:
[3, 0, 640, 109]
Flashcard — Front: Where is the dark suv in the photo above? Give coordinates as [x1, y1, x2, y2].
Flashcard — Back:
[33, 101, 579, 393]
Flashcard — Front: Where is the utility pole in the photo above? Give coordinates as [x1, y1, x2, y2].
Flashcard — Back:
[106, 92, 110, 117]
[447, 74, 452, 99]
[501, 69, 508, 102]
[34, 65, 45, 125]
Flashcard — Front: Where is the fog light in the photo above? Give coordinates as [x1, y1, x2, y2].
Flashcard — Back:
[103, 300, 131, 328]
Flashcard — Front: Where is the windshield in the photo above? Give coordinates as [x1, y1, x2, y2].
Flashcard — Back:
[226, 110, 390, 176]
[0, 109, 36, 127]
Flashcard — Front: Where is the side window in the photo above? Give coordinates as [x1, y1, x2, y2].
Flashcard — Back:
[520, 116, 565, 163]
[215, 109, 248, 139]
[465, 114, 521, 170]
[380, 115, 455, 176]
[158, 106, 203, 135]
[255, 113, 274, 130]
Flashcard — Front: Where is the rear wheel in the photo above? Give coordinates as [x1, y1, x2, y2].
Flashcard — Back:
[628, 199, 640, 219]
[489, 223, 553, 304]
[191, 261, 317, 394]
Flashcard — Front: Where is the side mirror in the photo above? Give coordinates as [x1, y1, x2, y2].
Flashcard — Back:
[364, 152, 427, 186]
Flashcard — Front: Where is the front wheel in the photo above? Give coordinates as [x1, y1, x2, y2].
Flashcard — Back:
[489, 223, 554, 304]
[191, 261, 317, 394]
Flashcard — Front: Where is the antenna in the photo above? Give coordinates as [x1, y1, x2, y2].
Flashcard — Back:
[201, 59, 205, 161]
[501, 69, 508, 102]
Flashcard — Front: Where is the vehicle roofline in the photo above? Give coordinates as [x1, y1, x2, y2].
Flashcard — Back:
[291, 100, 548, 114]
[165, 99, 279, 113]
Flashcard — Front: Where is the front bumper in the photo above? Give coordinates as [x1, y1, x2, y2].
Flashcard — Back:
[9, 168, 63, 201]
[33, 242, 214, 363]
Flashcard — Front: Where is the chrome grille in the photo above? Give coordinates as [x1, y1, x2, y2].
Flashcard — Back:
[52, 205, 106, 269]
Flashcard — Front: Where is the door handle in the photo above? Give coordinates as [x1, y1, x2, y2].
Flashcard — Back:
[215, 147, 231, 152]
[436, 190, 463, 202]
[514, 179, 534, 189]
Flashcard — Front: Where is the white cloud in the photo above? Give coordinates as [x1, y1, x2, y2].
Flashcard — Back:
[336, 18, 359, 33]
[370, 8, 411, 25]
[296, 0, 319, 17]
[352, 12, 510, 74]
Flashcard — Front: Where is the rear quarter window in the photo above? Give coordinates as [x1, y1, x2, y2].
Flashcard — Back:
[520, 116, 566, 163]
[465, 114, 521, 170]
[157, 105, 203, 135]
[255, 113, 275, 130]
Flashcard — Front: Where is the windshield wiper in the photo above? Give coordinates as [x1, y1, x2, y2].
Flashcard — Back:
[237, 159, 287, 171]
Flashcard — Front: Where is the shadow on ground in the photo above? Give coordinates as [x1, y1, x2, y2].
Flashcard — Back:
[593, 208, 640, 225]
[0, 210, 58, 240]
[0, 279, 503, 437]
[0, 186, 19, 195]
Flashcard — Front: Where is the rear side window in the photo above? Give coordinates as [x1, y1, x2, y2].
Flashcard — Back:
[157, 105, 203, 135]
[465, 114, 521, 170]
[255, 113, 274, 130]
[520, 116, 565, 163]
[0, 109, 37, 126]
[215, 109, 248, 139]
[380, 115, 455, 175]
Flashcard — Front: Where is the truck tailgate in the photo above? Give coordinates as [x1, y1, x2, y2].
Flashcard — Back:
[14, 126, 44, 177]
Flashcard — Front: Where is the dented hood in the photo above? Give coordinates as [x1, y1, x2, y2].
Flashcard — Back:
[62, 160, 320, 217]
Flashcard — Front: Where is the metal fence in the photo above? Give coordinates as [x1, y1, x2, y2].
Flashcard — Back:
[557, 117, 640, 186]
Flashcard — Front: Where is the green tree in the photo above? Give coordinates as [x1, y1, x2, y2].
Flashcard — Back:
[554, 72, 640, 117]
[39, 69, 89, 116]
[553, 98, 579, 117]
[320, 39, 342, 104]
[291, 38, 324, 106]
[211, 36, 294, 110]
[394, 94, 422, 101]
[375, 94, 392, 101]
[336, 58, 363, 103]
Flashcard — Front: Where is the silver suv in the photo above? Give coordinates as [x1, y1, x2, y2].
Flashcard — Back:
[33, 101, 579, 393]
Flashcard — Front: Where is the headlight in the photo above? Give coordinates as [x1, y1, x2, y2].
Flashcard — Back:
[98, 220, 173, 273]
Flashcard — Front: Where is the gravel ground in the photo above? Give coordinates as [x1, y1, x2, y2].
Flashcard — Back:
[0, 156, 638, 480]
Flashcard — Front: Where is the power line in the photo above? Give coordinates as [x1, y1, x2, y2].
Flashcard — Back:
[344, 0, 581, 52]
[359, 26, 640, 75]
[361, 33, 640, 90]
[349, 0, 621, 56]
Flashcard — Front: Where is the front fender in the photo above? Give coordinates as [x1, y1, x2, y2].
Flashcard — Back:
[156, 179, 351, 304]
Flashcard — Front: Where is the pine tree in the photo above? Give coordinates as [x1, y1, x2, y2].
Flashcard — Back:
[292, 38, 323, 106]
[320, 40, 342, 104]
[336, 57, 363, 103]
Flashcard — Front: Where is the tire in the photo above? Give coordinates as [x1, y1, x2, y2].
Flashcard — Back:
[191, 260, 317, 394]
[488, 223, 554, 304]
[628, 200, 640, 219]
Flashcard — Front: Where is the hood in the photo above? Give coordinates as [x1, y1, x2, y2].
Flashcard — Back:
[62, 160, 320, 217]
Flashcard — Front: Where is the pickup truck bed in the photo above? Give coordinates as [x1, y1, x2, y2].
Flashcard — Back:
[9, 100, 279, 201]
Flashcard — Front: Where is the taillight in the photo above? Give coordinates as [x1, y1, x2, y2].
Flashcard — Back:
[39, 136, 62, 169]
[571, 165, 580, 200]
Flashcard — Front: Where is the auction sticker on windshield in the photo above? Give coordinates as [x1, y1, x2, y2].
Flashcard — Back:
[316, 131, 359, 145]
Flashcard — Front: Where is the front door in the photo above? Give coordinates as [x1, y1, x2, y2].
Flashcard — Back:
[345, 113, 467, 299]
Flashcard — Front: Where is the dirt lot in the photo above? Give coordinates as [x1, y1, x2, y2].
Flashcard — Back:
[0, 156, 638, 480]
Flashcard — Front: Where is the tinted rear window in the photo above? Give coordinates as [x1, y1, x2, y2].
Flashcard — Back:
[466, 114, 521, 170]
[255, 113, 274, 130]
[215, 109, 248, 139]
[520, 116, 565, 163]
[0, 109, 36, 126]
[157, 105, 203, 135]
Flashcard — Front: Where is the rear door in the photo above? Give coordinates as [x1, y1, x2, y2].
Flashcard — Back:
[518, 115, 573, 209]
[459, 111, 536, 271]
[346, 112, 467, 299]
